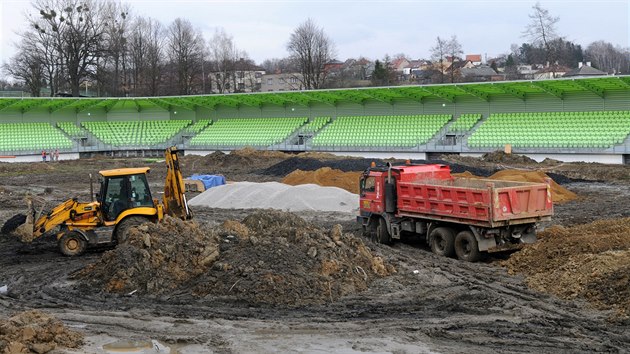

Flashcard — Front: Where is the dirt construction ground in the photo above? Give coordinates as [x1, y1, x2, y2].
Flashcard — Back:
[1, 149, 630, 353]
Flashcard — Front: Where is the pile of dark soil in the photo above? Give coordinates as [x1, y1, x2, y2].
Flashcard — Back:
[0, 310, 84, 353]
[180, 149, 290, 182]
[503, 217, 630, 318]
[261, 157, 493, 177]
[552, 162, 630, 183]
[76, 216, 220, 294]
[76, 211, 394, 306]
[260, 157, 376, 175]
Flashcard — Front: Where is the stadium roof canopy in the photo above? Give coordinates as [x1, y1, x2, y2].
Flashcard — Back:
[1, 76, 629, 114]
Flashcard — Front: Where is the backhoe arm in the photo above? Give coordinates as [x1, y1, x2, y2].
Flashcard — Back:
[19, 198, 97, 242]
[163, 146, 192, 220]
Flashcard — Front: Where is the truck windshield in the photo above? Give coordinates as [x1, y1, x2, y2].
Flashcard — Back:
[363, 177, 375, 192]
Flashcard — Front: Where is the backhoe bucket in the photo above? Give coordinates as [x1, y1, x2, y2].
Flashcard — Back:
[14, 198, 36, 242]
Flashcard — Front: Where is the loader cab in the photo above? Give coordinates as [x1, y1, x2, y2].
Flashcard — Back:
[98, 168, 154, 221]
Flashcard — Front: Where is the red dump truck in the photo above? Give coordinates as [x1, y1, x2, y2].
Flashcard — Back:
[357, 163, 553, 262]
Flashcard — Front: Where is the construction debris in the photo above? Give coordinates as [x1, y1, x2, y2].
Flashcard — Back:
[503, 217, 630, 318]
[75, 216, 220, 294]
[0, 310, 83, 354]
[75, 211, 394, 305]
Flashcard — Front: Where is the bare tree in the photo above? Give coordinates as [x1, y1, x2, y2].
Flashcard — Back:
[17, 24, 64, 96]
[523, 2, 560, 75]
[208, 28, 241, 94]
[166, 18, 204, 95]
[261, 57, 296, 74]
[585, 41, 630, 74]
[430, 36, 448, 83]
[129, 17, 164, 96]
[286, 18, 335, 90]
[447, 35, 463, 83]
[101, 1, 131, 96]
[2, 42, 45, 97]
[30, 0, 106, 96]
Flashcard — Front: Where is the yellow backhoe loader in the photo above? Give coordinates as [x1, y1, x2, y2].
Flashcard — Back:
[6, 146, 192, 256]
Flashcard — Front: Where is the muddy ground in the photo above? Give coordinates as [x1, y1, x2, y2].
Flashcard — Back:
[1, 150, 630, 353]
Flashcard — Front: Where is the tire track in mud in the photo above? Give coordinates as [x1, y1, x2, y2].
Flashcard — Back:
[2, 207, 630, 352]
[313, 242, 630, 352]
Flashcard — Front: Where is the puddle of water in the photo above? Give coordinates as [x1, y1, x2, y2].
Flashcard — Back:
[102, 339, 174, 353]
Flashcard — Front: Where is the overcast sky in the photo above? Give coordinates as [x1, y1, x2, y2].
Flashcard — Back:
[1, 0, 629, 67]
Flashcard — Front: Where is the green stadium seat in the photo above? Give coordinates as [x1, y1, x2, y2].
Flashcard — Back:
[468, 111, 630, 149]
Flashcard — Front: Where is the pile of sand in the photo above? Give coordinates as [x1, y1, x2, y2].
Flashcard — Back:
[282, 167, 363, 194]
[0, 310, 83, 353]
[188, 182, 359, 212]
[503, 217, 630, 318]
[454, 169, 577, 203]
[76, 211, 394, 306]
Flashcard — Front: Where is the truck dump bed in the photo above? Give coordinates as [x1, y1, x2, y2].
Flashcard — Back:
[396, 177, 553, 228]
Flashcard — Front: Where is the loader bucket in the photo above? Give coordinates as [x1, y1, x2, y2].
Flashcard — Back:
[1, 198, 36, 243]
[14, 216, 35, 242]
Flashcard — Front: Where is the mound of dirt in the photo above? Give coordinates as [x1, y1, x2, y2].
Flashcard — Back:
[453, 169, 577, 203]
[282, 167, 363, 194]
[503, 217, 630, 318]
[76, 216, 220, 294]
[77, 211, 394, 306]
[191, 210, 395, 305]
[482, 151, 538, 164]
[180, 148, 290, 181]
[262, 157, 495, 178]
[261, 157, 374, 176]
[231, 147, 289, 159]
[490, 169, 578, 203]
[0, 310, 84, 353]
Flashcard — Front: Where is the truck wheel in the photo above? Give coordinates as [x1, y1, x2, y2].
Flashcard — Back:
[58, 231, 87, 256]
[429, 227, 455, 257]
[115, 216, 149, 244]
[367, 218, 378, 243]
[454, 231, 481, 262]
[376, 217, 392, 245]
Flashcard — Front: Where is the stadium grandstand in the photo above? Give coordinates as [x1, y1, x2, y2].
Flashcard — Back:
[1, 76, 629, 164]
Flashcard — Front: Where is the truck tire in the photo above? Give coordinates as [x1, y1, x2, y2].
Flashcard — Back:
[115, 216, 149, 244]
[376, 217, 392, 245]
[429, 227, 455, 257]
[454, 230, 481, 262]
[58, 231, 87, 256]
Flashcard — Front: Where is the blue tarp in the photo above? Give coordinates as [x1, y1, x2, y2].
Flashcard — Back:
[189, 174, 226, 189]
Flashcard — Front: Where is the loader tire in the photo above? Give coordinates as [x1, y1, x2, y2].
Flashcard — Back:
[59, 232, 87, 256]
[376, 217, 392, 245]
[116, 216, 149, 244]
[1, 213, 27, 235]
[430, 227, 455, 257]
[454, 231, 481, 262]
